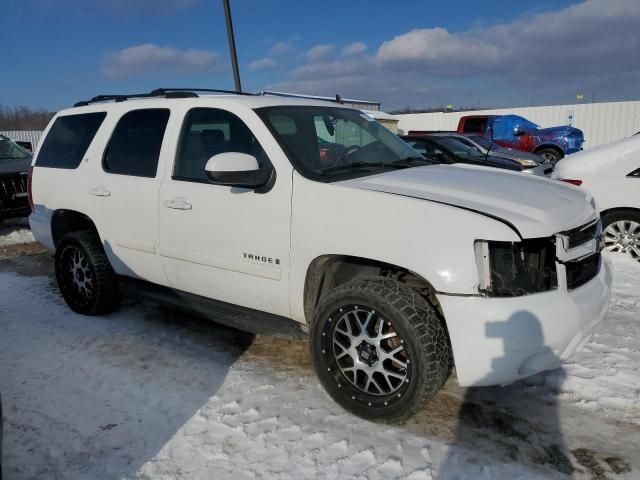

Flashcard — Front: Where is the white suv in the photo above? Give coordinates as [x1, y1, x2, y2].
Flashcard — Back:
[28, 89, 612, 421]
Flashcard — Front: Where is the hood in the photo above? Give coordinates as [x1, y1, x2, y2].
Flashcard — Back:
[463, 154, 522, 171]
[0, 157, 31, 175]
[537, 125, 583, 139]
[493, 148, 543, 163]
[337, 164, 595, 238]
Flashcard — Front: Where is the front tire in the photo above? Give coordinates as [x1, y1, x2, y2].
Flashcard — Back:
[536, 147, 563, 165]
[310, 276, 452, 421]
[55, 231, 119, 315]
[602, 210, 640, 262]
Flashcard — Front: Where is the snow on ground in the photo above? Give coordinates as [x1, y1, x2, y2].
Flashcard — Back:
[0, 252, 638, 479]
[0, 218, 35, 247]
[540, 254, 640, 424]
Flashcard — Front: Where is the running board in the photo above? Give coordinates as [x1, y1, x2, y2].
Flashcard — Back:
[119, 277, 307, 339]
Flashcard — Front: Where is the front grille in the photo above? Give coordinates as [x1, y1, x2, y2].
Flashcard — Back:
[562, 220, 599, 249]
[566, 252, 600, 290]
[0, 173, 28, 199]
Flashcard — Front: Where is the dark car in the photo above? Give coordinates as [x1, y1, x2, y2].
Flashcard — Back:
[0, 135, 31, 222]
[400, 134, 545, 175]
[457, 114, 584, 164]
[14, 140, 33, 153]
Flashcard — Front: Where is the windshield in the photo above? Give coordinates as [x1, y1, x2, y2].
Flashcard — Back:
[469, 135, 507, 151]
[446, 136, 483, 153]
[468, 135, 491, 150]
[511, 115, 540, 130]
[429, 136, 485, 160]
[0, 135, 31, 162]
[257, 106, 427, 181]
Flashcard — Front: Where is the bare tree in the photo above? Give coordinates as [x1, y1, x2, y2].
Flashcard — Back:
[0, 105, 55, 130]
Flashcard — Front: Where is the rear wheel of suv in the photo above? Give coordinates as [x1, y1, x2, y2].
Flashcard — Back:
[602, 210, 640, 262]
[55, 231, 119, 315]
[310, 276, 452, 421]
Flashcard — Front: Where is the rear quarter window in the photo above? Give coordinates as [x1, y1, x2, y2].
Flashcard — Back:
[36, 112, 107, 169]
[462, 117, 487, 133]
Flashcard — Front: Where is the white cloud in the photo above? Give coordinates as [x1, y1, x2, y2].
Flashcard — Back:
[272, 0, 640, 109]
[248, 57, 277, 71]
[376, 28, 498, 72]
[341, 42, 367, 56]
[306, 44, 335, 62]
[375, 0, 640, 80]
[269, 41, 294, 57]
[101, 43, 223, 79]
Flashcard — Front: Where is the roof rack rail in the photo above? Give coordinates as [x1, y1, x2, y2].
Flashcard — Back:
[73, 87, 252, 107]
[74, 93, 150, 107]
[259, 90, 343, 104]
[149, 87, 254, 97]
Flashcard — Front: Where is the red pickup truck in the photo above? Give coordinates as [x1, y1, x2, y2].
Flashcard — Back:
[457, 114, 584, 164]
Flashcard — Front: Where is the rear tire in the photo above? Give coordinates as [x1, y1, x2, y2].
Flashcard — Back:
[55, 231, 119, 315]
[536, 147, 563, 165]
[310, 276, 452, 422]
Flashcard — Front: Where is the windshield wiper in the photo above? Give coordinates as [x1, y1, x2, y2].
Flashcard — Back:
[391, 156, 434, 167]
[320, 157, 433, 175]
[319, 161, 391, 174]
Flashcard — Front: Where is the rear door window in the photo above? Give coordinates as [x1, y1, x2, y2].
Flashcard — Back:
[103, 109, 170, 178]
[36, 112, 107, 169]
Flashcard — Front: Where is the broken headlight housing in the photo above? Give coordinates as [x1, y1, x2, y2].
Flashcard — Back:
[475, 238, 558, 297]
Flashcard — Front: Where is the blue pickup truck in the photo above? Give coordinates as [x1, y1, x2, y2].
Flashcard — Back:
[457, 114, 584, 164]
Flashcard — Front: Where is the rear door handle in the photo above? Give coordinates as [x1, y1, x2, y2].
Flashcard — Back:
[164, 197, 192, 210]
[89, 186, 111, 197]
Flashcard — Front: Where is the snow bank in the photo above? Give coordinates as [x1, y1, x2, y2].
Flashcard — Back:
[0, 219, 35, 246]
[0, 227, 35, 246]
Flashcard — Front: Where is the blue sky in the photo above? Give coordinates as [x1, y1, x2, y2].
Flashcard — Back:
[3, 0, 639, 111]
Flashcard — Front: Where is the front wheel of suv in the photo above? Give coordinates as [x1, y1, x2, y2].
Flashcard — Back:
[310, 276, 452, 422]
[55, 231, 119, 315]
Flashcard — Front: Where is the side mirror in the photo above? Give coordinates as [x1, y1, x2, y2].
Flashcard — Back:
[204, 152, 271, 189]
[514, 127, 525, 136]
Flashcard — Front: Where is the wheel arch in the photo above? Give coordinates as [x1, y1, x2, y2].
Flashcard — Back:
[533, 143, 564, 158]
[600, 206, 640, 219]
[51, 209, 100, 248]
[303, 254, 442, 325]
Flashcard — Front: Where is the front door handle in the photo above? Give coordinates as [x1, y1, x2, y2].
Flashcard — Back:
[89, 186, 111, 197]
[164, 197, 192, 210]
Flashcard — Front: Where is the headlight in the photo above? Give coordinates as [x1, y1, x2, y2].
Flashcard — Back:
[517, 159, 539, 169]
[474, 238, 557, 297]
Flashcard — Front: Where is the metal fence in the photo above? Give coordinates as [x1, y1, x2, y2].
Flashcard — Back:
[0, 130, 44, 150]
[395, 100, 640, 149]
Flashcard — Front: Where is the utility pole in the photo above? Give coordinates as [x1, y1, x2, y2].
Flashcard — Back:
[222, 0, 242, 92]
